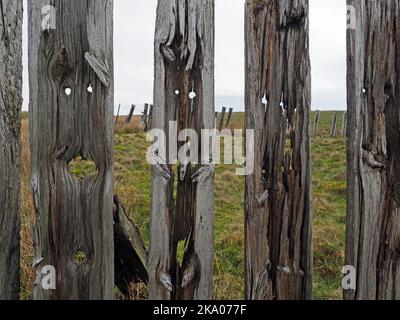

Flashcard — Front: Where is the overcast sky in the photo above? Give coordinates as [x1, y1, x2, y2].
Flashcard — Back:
[22, 0, 347, 114]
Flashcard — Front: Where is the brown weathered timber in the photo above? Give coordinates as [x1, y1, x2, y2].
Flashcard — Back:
[113, 196, 148, 297]
[346, 0, 400, 300]
[245, 0, 312, 300]
[29, 0, 114, 300]
[0, 0, 22, 300]
[149, 0, 215, 300]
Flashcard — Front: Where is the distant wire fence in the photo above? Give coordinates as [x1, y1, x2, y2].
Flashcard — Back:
[312, 110, 347, 138]
[115, 105, 236, 134]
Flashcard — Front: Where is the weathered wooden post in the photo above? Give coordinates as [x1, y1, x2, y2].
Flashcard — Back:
[149, 0, 215, 300]
[312, 110, 320, 137]
[226, 108, 234, 128]
[29, 0, 114, 300]
[245, 0, 312, 300]
[218, 107, 227, 131]
[341, 112, 347, 137]
[141, 103, 149, 129]
[0, 0, 23, 300]
[115, 103, 121, 128]
[147, 104, 154, 131]
[330, 111, 339, 137]
[346, 0, 400, 300]
[126, 104, 136, 124]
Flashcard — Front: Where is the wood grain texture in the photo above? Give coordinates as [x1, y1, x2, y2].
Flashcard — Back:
[149, 0, 215, 300]
[346, 0, 400, 300]
[0, 0, 23, 301]
[29, 0, 114, 300]
[245, 0, 312, 300]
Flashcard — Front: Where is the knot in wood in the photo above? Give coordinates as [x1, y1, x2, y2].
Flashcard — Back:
[285, 7, 305, 27]
[51, 46, 72, 82]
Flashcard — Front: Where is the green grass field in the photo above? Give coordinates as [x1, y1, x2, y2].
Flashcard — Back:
[20, 111, 347, 300]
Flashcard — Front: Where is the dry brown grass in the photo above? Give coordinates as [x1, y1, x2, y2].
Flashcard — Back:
[20, 119, 35, 299]
[115, 115, 144, 134]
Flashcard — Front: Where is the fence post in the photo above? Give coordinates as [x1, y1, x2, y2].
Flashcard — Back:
[0, 0, 23, 300]
[341, 112, 347, 137]
[141, 103, 149, 130]
[218, 107, 226, 131]
[245, 0, 312, 300]
[148, 104, 154, 131]
[115, 103, 121, 128]
[225, 108, 233, 128]
[330, 111, 339, 137]
[149, 0, 215, 300]
[126, 104, 136, 124]
[313, 110, 320, 137]
[29, 0, 114, 300]
[346, 0, 400, 300]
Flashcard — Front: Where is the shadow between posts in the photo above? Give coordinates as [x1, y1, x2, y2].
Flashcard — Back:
[113, 195, 148, 298]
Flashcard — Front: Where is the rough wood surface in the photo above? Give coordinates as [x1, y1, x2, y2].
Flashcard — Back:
[346, 0, 400, 300]
[331, 111, 339, 137]
[29, 0, 114, 300]
[226, 108, 233, 128]
[218, 107, 226, 131]
[0, 0, 23, 300]
[149, 0, 215, 300]
[312, 110, 320, 137]
[245, 0, 312, 300]
[126, 105, 136, 124]
[113, 195, 148, 297]
[341, 112, 347, 137]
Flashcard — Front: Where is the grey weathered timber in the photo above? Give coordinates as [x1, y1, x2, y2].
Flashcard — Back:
[312, 110, 320, 137]
[115, 103, 121, 128]
[147, 104, 154, 131]
[341, 112, 347, 137]
[330, 111, 339, 137]
[346, 0, 400, 300]
[0, 0, 23, 300]
[225, 108, 233, 128]
[149, 0, 215, 300]
[218, 107, 226, 131]
[29, 0, 114, 300]
[141, 103, 149, 129]
[126, 104, 136, 124]
[245, 0, 312, 300]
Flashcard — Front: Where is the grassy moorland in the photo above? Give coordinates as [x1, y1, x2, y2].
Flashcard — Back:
[19, 111, 346, 300]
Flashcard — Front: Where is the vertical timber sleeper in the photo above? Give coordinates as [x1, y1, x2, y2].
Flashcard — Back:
[346, 0, 400, 300]
[29, 0, 114, 299]
[0, 0, 23, 300]
[149, 0, 215, 300]
[244, 0, 312, 300]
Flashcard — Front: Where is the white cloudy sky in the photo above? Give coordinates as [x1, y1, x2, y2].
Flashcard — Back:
[22, 0, 347, 114]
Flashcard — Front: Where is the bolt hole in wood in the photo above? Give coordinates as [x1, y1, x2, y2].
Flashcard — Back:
[68, 157, 98, 181]
[64, 87, 72, 96]
[87, 84, 93, 93]
[74, 250, 87, 265]
[175, 89, 180, 95]
[189, 91, 196, 100]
